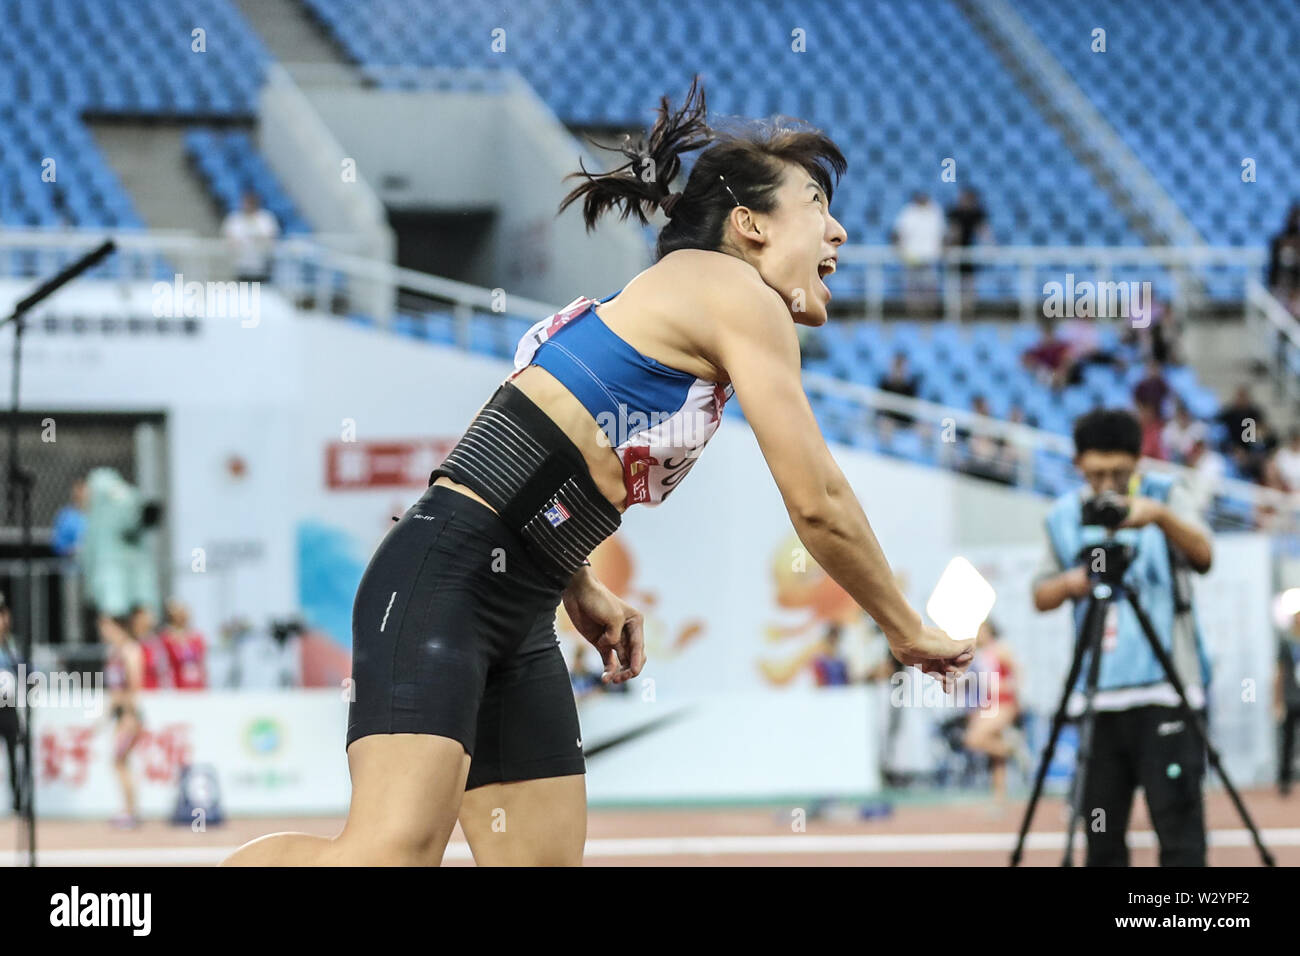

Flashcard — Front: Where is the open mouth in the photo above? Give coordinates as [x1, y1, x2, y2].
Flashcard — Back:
[816, 256, 836, 299]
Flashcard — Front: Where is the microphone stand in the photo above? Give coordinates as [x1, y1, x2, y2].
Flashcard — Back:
[1, 239, 116, 866]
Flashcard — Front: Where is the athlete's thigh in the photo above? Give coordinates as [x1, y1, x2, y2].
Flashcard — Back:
[459, 614, 587, 865]
[339, 734, 472, 866]
[459, 773, 587, 866]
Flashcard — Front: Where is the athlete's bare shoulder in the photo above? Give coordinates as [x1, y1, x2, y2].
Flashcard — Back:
[627, 249, 789, 376]
[651, 248, 779, 306]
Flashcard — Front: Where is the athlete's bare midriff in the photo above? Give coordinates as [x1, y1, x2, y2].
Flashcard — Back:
[434, 253, 737, 519]
[433, 360, 631, 516]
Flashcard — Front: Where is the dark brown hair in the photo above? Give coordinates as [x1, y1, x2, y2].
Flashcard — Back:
[558, 75, 847, 261]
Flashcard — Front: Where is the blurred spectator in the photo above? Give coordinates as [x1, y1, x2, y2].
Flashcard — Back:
[568, 642, 627, 698]
[878, 352, 921, 427]
[221, 190, 280, 284]
[1230, 444, 1266, 485]
[1278, 614, 1300, 795]
[1216, 385, 1265, 456]
[1161, 400, 1206, 465]
[1133, 359, 1171, 419]
[1231, 416, 1280, 485]
[81, 468, 163, 630]
[891, 192, 945, 315]
[1266, 427, 1300, 493]
[232, 618, 300, 689]
[1124, 296, 1182, 367]
[1267, 202, 1300, 312]
[946, 188, 993, 314]
[569, 644, 604, 700]
[1057, 317, 1125, 385]
[1184, 436, 1226, 516]
[0, 593, 22, 814]
[812, 623, 851, 687]
[959, 395, 1018, 485]
[1007, 403, 1035, 430]
[203, 616, 300, 690]
[160, 598, 207, 690]
[1022, 318, 1072, 389]
[1148, 298, 1183, 366]
[1136, 400, 1167, 460]
[118, 605, 171, 690]
[51, 478, 87, 558]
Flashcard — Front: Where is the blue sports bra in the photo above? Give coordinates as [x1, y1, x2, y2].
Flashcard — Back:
[509, 290, 734, 506]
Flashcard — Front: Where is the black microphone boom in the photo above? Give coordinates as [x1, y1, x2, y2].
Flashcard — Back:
[3, 236, 118, 867]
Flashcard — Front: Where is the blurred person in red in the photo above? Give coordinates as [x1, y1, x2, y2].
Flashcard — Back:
[160, 598, 207, 690]
[127, 605, 172, 690]
[1136, 400, 1167, 460]
[1133, 359, 1171, 419]
[1021, 318, 1072, 389]
[962, 619, 1020, 807]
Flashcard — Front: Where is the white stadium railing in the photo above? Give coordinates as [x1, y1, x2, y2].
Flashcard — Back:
[2, 228, 1295, 533]
[0, 227, 1271, 322]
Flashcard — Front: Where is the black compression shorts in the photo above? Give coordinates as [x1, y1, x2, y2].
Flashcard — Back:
[346, 483, 585, 790]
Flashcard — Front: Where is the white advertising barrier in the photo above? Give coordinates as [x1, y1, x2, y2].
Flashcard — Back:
[580, 687, 880, 803]
[35, 690, 350, 819]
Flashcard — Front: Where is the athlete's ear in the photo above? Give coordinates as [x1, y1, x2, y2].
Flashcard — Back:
[731, 206, 762, 243]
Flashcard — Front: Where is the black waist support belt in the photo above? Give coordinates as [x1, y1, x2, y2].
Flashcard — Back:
[428, 380, 623, 587]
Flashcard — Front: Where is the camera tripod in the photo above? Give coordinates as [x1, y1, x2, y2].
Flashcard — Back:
[1010, 539, 1274, 866]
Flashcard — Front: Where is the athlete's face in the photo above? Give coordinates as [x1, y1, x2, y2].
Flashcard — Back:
[747, 163, 847, 327]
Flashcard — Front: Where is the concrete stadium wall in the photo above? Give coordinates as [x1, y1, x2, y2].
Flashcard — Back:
[299, 78, 650, 305]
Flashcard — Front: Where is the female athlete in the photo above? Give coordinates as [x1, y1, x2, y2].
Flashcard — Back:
[99, 610, 146, 828]
[224, 76, 973, 866]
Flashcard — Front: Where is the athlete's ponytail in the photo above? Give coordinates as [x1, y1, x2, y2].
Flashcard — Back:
[558, 74, 712, 231]
[557, 74, 847, 262]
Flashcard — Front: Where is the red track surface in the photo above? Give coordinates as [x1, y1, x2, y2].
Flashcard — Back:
[2, 788, 1296, 866]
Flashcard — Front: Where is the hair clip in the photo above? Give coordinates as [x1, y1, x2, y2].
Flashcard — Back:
[718, 174, 742, 207]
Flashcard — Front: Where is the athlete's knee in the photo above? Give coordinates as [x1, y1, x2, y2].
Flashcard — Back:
[337, 819, 452, 866]
[220, 831, 335, 867]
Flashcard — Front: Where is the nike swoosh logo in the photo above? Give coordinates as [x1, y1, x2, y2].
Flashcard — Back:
[579, 709, 692, 759]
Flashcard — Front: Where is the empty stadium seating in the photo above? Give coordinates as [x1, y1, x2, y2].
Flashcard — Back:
[1012, 0, 1300, 253]
[184, 128, 312, 233]
[0, 0, 294, 245]
[301, 0, 1142, 267]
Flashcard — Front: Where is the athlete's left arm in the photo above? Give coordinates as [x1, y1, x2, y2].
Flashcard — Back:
[1119, 482, 1212, 573]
